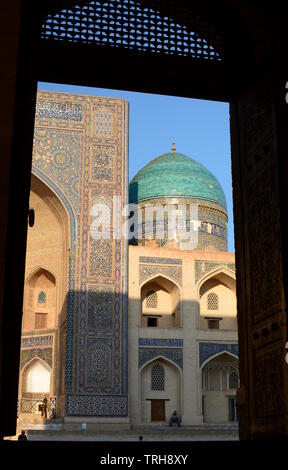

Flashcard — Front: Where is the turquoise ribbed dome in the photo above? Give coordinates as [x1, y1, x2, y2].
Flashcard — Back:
[129, 152, 227, 210]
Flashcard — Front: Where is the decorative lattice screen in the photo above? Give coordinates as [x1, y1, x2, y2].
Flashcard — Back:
[151, 364, 165, 390]
[41, 0, 222, 62]
[38, 291, 47, 304]
[207, 292, 218, 310]
[146, 290, 158, 308]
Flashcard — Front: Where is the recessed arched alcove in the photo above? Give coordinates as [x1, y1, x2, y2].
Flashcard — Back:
[140, 275, 181, 328]
[140, 357, 181, 423]
[22, 174, 70, 332]
[19, 174, 71, 419]
[25, 359, 51, 395]
[202, 352, 239, 423]
[23, 268, 56, 331]
[19, 356, 52, 401]
[198, 270, 237, 331]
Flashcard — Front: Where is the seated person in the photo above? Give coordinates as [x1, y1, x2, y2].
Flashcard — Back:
[169, 410, 180, 427]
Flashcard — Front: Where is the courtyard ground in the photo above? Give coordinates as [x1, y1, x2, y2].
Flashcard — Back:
[8, 420, 239, 441]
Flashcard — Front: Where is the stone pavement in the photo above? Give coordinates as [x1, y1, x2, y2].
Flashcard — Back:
[22, 423, 239, 441]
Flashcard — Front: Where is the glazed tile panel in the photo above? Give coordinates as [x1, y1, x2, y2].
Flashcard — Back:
[129, 152, 227, 209]
[32, 91, 129, 416]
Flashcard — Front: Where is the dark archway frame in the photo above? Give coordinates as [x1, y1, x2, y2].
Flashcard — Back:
[1, 0, 288, 440]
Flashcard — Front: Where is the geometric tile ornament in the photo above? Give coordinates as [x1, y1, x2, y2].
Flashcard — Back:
[32, 91, 129, 416]
[199, 342, 238, 367]
[20, 347, 53, 370]
[139, 339, 183, 370]
[195, 261, 236, 284]
[139, 338, 183, 347]
[49, 397, 57, 419]
[87, 286, 113, 334]
[86, 338, 113, 390]
[139, 347, 183, 370]
[66, 395, 128, 417]
[33, 128, 82, 215]
[21, 335, 53, 349]
[91, 145, 115, 181]
[41, 0, 223, 63]
[139, 257, 182, 265]
[139, 256, 182, 286]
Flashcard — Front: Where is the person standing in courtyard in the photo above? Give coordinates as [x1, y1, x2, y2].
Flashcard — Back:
[41, 397, 48, 419]
[18, 430, 27, 441]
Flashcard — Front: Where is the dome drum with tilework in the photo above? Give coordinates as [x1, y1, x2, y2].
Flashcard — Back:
[129, 152, 228, 251]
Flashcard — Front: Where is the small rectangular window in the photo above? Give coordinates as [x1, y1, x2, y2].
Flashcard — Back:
[207, 318, 220, 330]
[147, 317, 158, 327]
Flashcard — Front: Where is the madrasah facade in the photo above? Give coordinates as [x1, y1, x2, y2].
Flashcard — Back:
[18, 90, 238, 429]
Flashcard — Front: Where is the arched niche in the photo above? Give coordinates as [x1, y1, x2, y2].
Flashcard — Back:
[23, 174, 70, 330]
[140, 275, 181, 328]
[23, 268, 56, 331]
[201, 352, 239, 423]
[198, 269, 237, 331]
[140, 357, 181, 423]
[26, 361, 51, 394]
[21, 358, 52, 399]
[20, 174, 71, 412]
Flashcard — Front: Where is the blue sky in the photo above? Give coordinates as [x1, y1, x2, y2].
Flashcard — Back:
[38, 82, 234, 251]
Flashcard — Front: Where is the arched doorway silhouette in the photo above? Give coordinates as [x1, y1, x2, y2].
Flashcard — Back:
[1, 1, 288, 441]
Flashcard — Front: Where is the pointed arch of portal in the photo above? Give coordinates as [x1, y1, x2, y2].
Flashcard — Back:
[20, 174, 72, 416]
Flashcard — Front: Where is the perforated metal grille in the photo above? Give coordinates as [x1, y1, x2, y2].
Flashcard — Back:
[41, 0, 222, 61]
[207, 292, 218, 310]
[146, 290, 157, 308]
[151, 364, 165, 390]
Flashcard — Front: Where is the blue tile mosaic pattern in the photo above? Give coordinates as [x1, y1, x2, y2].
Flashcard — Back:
[21, 335, 53, 348]
[67, 395, 128, 417]
[139, 348, 183, 369]
[33, 91, 129, 417]
[139, 257, 182, 265]
[129, 152, 227, 210]
[199, 342, 238, 366]
[139, 338, 183, 347]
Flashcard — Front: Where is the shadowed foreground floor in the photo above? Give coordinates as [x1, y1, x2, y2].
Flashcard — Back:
[24, 424, 239, 441]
